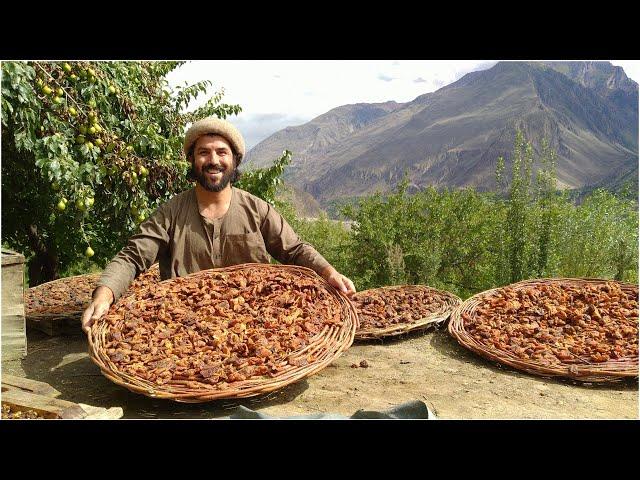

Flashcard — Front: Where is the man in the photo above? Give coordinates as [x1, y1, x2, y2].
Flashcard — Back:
[81, 116, 356, 334]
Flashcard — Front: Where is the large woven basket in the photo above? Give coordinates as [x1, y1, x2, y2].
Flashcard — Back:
[25, 265, 160, 320]
[448, 278, 639, 382]
[25, 273, 102, 320]
[353, 285, 462, 340]
[88, 263, 358, 402]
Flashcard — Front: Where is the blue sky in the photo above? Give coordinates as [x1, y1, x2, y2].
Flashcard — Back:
[166, 60, 640, 151]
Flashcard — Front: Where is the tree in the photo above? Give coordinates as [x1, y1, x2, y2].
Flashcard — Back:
[555, 189, 638, 282]
[2, 61, 241, 285]
[495, 130, 559, 284]
[236, 150, 291, 207]
[505, 129, 534, 283]
[340, 180, 501, 297]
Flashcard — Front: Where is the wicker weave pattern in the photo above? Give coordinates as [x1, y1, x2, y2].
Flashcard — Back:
[353, 285, 462, 340]
[448, 278, 639, 382]
[88, 263, 357, 402]
[25, 265, 161, 320]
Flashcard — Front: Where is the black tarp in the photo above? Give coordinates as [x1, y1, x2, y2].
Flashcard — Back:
[227, 400, 434, 419]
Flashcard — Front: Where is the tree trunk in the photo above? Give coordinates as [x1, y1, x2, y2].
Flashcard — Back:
[26, 224, 59, 286]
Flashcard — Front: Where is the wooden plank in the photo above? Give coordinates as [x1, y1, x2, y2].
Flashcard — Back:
[1, 249, 25, 267]
[2, 387, 123, 419]
[2, 263, 24, 306]
[1, 389, 87, 419]
[1, 374, 61, 397]
[2, 377, 123, 419]
[1, 318, 27, 360]
[2, 251, 26, 360]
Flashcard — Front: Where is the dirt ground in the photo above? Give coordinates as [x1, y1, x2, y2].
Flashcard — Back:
[2, 326, 638, 419]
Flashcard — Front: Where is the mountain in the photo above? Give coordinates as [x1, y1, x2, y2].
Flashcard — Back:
[539, 61, 636, 100]
[574, 160, 639, 201]
[245, 61, 638, 207]
[244, 101, 401, 178]
[276, 183, 324, 218]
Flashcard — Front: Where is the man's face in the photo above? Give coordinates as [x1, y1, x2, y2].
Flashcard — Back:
[191, 134, 236, 192]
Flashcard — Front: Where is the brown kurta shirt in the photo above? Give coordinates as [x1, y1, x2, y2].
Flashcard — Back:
[98, 187, 330, 300]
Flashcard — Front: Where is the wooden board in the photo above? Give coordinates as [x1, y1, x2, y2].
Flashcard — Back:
[1, 374, 61, 397]
[2, 388, 87, 419]
[1, 249, 25, 267]
[1, 250, 26, 360]
[1, 376, 123, 419]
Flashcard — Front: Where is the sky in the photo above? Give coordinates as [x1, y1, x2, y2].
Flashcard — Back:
[166, 60, 640, 151]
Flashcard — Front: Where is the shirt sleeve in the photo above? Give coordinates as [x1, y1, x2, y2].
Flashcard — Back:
[97, 204, 171, 301]
[259, 201, 331, 275]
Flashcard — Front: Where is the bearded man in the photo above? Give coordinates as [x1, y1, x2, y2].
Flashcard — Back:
[82, 117, 355, 333]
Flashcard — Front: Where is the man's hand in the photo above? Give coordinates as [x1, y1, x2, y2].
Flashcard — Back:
[81, 286, 115, 335]
[320, 266, 356, 297]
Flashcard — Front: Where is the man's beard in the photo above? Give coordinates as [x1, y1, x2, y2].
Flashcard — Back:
[191, 163, 235, 192]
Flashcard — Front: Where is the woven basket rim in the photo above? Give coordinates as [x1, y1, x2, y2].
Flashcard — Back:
[25, 265, 161, 319]
[88, 263, 357, 402]
[25, 272, 102, 318]
[27, 272, 101, 290]
[353, 284, 463, 340]
[448, 277, 639, 383]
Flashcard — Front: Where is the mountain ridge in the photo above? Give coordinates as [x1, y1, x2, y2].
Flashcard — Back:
[245, 61, 638, 207]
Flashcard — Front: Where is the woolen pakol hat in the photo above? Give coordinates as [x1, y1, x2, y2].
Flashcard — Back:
[183, 116, 246, 163]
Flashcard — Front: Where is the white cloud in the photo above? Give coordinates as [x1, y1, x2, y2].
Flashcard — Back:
[165, 60, 499, 150]
[166, 60, 497, 120]
[165, 60, 638, 151]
